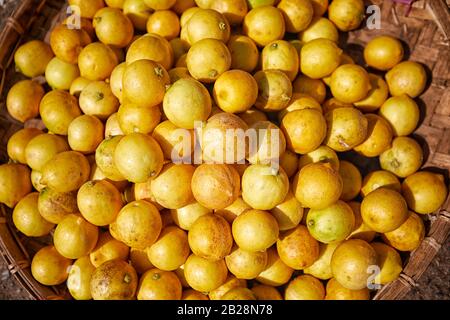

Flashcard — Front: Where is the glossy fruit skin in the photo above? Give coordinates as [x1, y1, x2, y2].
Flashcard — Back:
[7, 80, 45, 123]
[328, 0, 365, 32]
[300, 38, 342, 79]
[364, 36, 404, 71]
[31, 245, 72, 286]
[330, 239, 378, 290]
[299, 17, 338, 43]
[304, 241, 342, 280]
[7, 128, 43, 164]
[15, 40, 54, 77]
[256, 247, 294, 286]
[385, 61, 427, 98]
[370, 242, 402, 285]
[147, 10, 180, 41]
[379, 94, 420, 136]
[382, 211, 425, 252]
[137, 268, 182, 300]
[361, 188, 409, 233]
[285, 275, 325, 300]
[293, 163, 343, 210]
[183, 254, 228, 292]
[243, 6, 285, 47]
[67, 256, 96, 300]
[227, 35, 259, 72]
[330, 64, 372, 104]
[307, 200, 355, 243]
[254, 70, 293, 112]
[354, 114, 393, 158]
[232, 209, 279, 252]
[185, 9, 230, 44]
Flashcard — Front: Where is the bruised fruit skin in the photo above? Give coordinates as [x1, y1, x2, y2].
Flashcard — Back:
[330, 239, 378, 290]
[382, 212, 425, 252]
[31, 245, 72, 286]
[361, 188, 408, 233]
[184, 254, 228, 292]
[90, 259, 138, 300]
[325, 107, 368, 152]
[285, 275, 325, 300]
[147, 226, 189, 271]
[191, 164, 240, 210]
[293, 163, 343, 210]
[325, 278, 370, 300]
[38, 188, 78, 224]
[137, 269, 182, 300]
[277, 225, 319, 270]
[401, 171, 448, 215]
[307, 200, 355, 243]
[232, 209, 279, 252]
[188, 214, 233, 261]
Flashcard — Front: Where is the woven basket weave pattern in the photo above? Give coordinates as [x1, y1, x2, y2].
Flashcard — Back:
[0, 0, 449, 300]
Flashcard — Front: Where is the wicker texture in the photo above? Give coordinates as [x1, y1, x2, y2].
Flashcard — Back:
[0, 0, 449, 300]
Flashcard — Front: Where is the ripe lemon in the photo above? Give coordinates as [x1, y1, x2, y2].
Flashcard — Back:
[144, 0, 176, 10]
[208, 275, 246, 300]
[137, 269, 182, 300]
[379, 137, 423, 178]
[163, 78, 211, 129]
[270, 191, 303, 231]
[225, 245, 267, 280]
[117, 104, 161, 135]
[293, 163, 343, 209]
[227, 35, 259, 72]
[151, 164, 195, 209]
[191, 164, 240, 210]
[185, 9, 230, 44]
[244, 6, 285, 47]
[285, 275, 325, 300]
[292, 75, 327, 104]
[299, 17, 339, 43]
[300, 38, 342, 79]
[70, 76, 92, 97]
[122, 59, 170, 108]
[370, 242, 402, 285]
[325, 278, 370, 300]
[277, 225, 319, 269]
[278, 0, 313, 33]
[215, 197, 251, 223]
[147, 10, 180, 40]
[256, 247, 294, 286]
[298, 145, 340, 171]
[213, 70, 258, 113]
[147, 226, 190, 271]
[328, 0, 365, 31]
[93, 8, 134, 48]
[339, 161, 362, 201]
[45, 57, 80, 90]
[184, 254, 228, 292]
[385, 61, 427, 98]
[330, 239, 377, 290]
[126, 34, 174, 70]
[186, 38, 231, 83]
[281, 109, 326, 154]
[78, 42, 118, 81]
[347, 201, 376, 243]
[50, 24, 91, 64]
[361, 188, 408, 233]
[354, 74, 389, 112]
[379, 94, 420, 136]
[401, 171, 447, 214]
[304, 241, 342, 280]
[14, 40, 54, 77]
[364, 35, 404, 71]
[38, 187, 78, 224]
[242, 164, 289, 210]
[110, 200, 162, 249]
[12, 192, 54, 237]
[382, 212, 425, 252]
[68, 0, 105, 18]
[7, 128, 43, 164]
[262, 40, 299, 81]
[31, 245, 72, 286]
[90, 259, 138, 300]
[188, 214, 233, 261]
[7, 80, 44, 123]
[360, 170, 401, 197]
[354, 114, 393, 158]
[325, 107, 368, 152]
[67, 256, 96, 300]
[68, 115, 104, 153]
[279, 150, 299, 178]
[90, 231, 129, 268]
[330, 64, 371, 103]
[123, 0, 152, 31]
[254, 70, 293, 111]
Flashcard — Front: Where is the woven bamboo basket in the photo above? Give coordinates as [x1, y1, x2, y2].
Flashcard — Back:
[0, 0, 449, 300]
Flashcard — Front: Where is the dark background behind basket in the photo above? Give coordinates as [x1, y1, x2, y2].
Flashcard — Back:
[0, 0, 449, 300]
